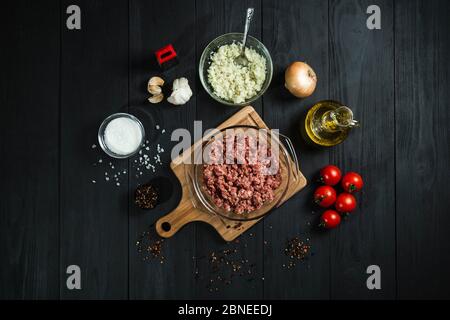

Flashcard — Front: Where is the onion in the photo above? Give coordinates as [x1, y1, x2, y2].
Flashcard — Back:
[284, 61, 317, 98]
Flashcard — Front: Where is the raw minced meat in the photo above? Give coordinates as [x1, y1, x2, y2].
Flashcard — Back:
[202, 133, 282, 214]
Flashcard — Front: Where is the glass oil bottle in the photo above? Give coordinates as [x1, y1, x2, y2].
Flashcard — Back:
[302, 100, 359, 147]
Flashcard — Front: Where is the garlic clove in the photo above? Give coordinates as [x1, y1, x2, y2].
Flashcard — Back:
[148, 93, 164, 103]
[148, 76, 165, 87]
[148, 85, 162, 95]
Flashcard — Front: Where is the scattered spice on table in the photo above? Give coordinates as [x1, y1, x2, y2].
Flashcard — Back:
[91, 151, 128, 186]
[134, 218, 314, 291]
[136, 229, 165, 264]
[192, 235, 259, 293]
[283, 237, 311, 269]
[134, 226, 314, 291]
[132, 127, 166, 178]
[134, 184, 159, 209]
[204, 247, 257, 292]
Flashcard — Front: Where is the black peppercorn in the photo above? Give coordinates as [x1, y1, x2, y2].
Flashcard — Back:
[283, 237, 311, 268]
[134, 184, 159, 209]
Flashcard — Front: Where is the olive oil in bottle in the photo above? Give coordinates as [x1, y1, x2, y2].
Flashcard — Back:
[302, 100, 359, 147]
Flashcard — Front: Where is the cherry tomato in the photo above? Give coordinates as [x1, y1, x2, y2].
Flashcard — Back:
[320, 210, 341, 229]
[335, 193, 357, 213]
[319, 165, 342, 186]
[314, 186, 337, 208]
[341, 172, 363, 193]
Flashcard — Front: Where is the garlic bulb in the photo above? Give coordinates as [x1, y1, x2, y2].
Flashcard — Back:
[167, 77, 193, 105]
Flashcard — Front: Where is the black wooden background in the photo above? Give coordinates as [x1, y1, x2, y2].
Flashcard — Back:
[1, 0, 449, 299]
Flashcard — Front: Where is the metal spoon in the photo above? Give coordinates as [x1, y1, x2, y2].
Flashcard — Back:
[234, 8, 254, 67]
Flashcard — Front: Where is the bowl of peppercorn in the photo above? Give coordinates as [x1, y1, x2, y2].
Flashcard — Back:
[135, 184, 159, 210]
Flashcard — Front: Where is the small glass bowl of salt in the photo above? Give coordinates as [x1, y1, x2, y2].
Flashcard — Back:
[98, 113, 145, 159]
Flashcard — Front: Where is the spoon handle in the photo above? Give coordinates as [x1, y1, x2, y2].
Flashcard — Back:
[242, 8, 254, 52]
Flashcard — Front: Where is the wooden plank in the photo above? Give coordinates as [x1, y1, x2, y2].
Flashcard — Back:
[195, 0, 265, 299]
[0, 1, 60, 299]
[60, 0, 129, 298]
[328, 0, 395, 299]
[128, 0, 197, 299]
[395, 0, 450, 299]
[262, 0, 331, 299]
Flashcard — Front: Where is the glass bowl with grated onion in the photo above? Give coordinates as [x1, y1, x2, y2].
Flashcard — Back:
[199, 33, 273, 107]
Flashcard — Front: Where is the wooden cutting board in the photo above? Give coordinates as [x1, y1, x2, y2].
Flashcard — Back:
[155, 106, 307, 241]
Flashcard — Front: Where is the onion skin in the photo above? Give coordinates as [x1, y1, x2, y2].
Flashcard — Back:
[284, 61, 317, 98]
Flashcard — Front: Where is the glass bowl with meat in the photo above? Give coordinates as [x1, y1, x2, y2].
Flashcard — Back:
[185, 125, 300, 221]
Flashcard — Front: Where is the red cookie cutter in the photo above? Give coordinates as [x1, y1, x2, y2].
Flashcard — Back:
[155, 44, 178, 69]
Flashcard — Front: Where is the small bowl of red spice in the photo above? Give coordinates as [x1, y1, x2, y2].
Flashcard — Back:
[134, 183, 159, 210]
